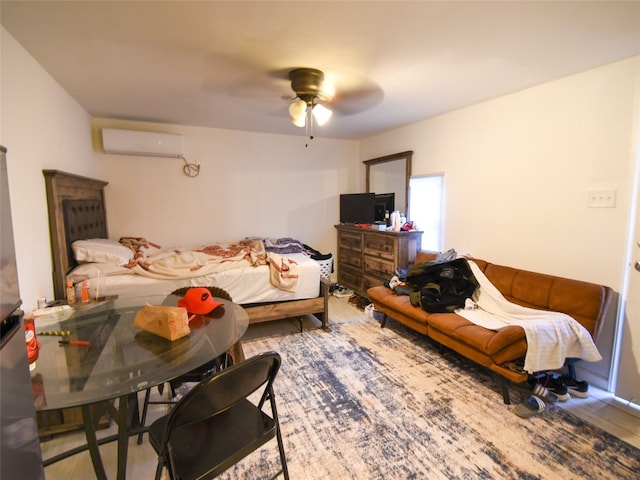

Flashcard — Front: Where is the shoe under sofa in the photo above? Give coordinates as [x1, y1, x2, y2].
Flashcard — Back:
[367, 251, 614, 403]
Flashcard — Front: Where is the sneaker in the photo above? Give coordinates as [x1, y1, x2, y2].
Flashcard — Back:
[559, 375, 589, 398]
[546, 375, 571, 402]
[531, 383, 558, 404]
[528, 373, 570, 402]
[333, 287, 354, 298]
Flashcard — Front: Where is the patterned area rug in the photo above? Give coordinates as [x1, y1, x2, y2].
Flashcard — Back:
[221, 314, 640, 479]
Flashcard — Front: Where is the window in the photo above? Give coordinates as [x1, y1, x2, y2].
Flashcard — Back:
[409, 174, 444, 251]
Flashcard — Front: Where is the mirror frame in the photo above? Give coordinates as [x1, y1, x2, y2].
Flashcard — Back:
[364, 150, 413, 217]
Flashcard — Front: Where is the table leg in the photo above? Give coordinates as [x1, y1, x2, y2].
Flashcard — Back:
[77, 395, 138, 480]
[116, 396, 130, 480]
[116, 393, 143, 479]
[81, 404, 108, 480]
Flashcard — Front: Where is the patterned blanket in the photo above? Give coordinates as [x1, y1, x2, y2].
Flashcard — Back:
[119, 237, 299, 291]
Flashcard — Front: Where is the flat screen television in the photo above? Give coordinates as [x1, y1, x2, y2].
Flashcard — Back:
[374, 192, 395, 222]
[339, 193, 375, 224]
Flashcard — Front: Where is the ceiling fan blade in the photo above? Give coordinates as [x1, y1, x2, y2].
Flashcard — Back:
[328, 84, 384, 116]
[308, 69, 383, 116]
[227, 72, 292, 116]
[226, 65, 384, 119]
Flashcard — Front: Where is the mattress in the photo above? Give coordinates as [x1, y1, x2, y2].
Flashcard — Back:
[71, 253, 321, 305]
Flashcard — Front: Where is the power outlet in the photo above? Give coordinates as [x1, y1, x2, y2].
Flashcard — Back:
[587, 189, 616, 208]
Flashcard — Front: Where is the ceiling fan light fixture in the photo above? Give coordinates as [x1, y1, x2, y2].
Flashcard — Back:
[312, 103, 332, 126]
[288, 67, 335, 137]
[289, 99, 307, 127]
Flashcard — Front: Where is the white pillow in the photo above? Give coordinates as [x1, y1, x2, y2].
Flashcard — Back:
[66, 262, 134, 283]
[72, 238, 133, 265]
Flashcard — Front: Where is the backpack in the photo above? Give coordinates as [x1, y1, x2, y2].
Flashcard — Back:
[406, 258, 478, 313]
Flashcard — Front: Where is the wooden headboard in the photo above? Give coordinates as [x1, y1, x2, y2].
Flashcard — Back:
[43, 170, 109, 300]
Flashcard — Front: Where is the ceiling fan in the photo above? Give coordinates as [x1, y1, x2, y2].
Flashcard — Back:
[227, 65, 383, 141]
[287, 68, 333, 135]
[285, 67, 384, 143]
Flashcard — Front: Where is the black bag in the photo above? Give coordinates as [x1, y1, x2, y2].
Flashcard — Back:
[407, 258, 478, 313]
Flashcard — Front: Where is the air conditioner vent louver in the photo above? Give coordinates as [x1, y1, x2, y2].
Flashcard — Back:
[101, 128, 184, 158]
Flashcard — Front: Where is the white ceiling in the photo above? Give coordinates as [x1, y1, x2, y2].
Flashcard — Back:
[2, 1, 639, 140]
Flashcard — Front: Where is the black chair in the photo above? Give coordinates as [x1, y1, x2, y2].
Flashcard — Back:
[137, 286, 242, 444]
[148, 351, 289, 480]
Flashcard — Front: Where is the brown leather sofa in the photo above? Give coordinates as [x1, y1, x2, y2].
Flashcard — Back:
[367, 251, 613, 403]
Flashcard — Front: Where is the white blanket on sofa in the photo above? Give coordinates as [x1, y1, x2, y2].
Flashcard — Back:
[455, 261, 601, 374]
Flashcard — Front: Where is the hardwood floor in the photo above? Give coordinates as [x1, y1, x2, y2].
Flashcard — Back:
[559, 385, 640, 449]
[40, 296, 640, 478]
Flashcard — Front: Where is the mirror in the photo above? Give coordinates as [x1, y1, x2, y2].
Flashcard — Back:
[364, 151, 412, 217]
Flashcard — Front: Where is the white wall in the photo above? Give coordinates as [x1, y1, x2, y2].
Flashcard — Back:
[362, 57, 639, 289]
[361, 56, 640, 387]
[1, 27, 95, 310]
[92, 119, 359, 255]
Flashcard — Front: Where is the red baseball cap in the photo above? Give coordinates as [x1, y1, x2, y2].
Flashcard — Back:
[178, 288, 224, 316]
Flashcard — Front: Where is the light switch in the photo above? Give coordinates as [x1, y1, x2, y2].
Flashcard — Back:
[587, 189, 616, 208]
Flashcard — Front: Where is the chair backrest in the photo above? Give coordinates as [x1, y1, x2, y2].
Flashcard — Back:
[164, 352, 281, 431]
[171, 286, 233, 302]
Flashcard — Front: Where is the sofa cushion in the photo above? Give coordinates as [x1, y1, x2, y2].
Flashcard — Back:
[483, 264, 552, 308]
[367, 286, 431, 324]
[427, 313, 527, 358]
[414, 251, 437, 264]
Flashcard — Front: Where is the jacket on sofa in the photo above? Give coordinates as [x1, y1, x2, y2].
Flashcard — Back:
[405, 258, 479, 313]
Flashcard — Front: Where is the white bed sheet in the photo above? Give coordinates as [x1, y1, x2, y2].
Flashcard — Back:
[86, 253, 321, 304]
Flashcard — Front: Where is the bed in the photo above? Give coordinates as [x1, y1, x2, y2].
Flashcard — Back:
[43, 169, 330, 330]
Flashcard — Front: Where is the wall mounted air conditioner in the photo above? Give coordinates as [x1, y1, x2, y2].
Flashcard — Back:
[102, 128, 184, 158]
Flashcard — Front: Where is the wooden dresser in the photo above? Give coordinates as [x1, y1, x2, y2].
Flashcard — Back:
[335, 225, 423, 295]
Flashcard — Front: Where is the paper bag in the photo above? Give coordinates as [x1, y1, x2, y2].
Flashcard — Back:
[134, 305, 190, 341]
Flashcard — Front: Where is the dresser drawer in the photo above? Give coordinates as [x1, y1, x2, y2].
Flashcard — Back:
[340, 250, 362, 269]
[363, 234, 395, 260]
[364, 255, 395, 278]
[338, 267, 362, 292]
[339, 231, 363, 252]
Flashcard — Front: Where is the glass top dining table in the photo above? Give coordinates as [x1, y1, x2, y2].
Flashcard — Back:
[33, 294, 249, 480]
